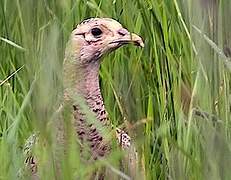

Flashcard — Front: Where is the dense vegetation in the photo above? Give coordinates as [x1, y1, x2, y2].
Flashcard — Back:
[1, 0, 231, 179]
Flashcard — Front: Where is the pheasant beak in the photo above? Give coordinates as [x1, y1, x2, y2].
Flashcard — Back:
[125, 33, 144, 47]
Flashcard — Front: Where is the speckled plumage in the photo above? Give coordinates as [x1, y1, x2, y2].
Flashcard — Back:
[21, 17, 143, 178]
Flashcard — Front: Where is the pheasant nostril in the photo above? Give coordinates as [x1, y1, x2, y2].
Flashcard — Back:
[118, 28, 128, 36]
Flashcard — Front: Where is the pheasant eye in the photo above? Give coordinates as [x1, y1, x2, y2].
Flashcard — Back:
[91, 28, 102, 37]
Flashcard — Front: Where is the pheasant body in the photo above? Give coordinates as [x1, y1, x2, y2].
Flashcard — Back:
[63, 18, 143, 159]
[21, 17, 143, 177]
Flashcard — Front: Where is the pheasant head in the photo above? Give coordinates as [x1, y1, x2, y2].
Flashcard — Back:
[65, 18, 143, 66]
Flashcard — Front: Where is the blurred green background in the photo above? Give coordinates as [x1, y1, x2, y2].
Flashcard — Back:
[1, 0, 231, 179]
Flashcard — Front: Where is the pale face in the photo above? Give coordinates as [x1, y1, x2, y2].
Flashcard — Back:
[66, 18, 144, 65]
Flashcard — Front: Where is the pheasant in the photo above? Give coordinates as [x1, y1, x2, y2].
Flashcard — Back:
[21, 18, 144, 178]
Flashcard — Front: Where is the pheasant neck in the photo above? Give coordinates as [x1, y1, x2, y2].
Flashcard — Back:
[63, 61, 109, 125]
[82, 63, 109, 125]
[63, 57, 111, 158]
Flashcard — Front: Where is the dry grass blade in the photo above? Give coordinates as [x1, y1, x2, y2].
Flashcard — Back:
[0, 65, 24, 86]
[193, 25, 231, 71]
[0, 37, 26, 51]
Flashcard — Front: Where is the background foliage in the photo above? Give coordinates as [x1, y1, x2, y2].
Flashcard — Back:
[0, 0, 231, 179]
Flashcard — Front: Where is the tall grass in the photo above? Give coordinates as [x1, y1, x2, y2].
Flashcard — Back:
[0, 0, 231, 179]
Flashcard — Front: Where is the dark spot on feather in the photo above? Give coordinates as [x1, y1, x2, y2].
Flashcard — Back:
[93, 108, 99, 113]
[73, 105, 77, 110]
[77, 131, 85, 136]
[99, 152, 104, 156]
[25, 157, 30, 163]
[100, 110, 105, 115]
[102, 146, 107, 151]
[91, 144, 95, 148]
[90, 128, 96, 133]
[93, 135, 99, 141]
